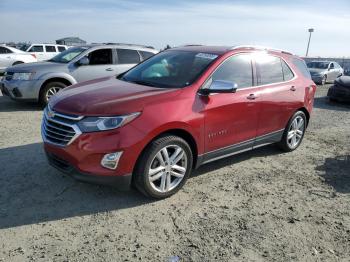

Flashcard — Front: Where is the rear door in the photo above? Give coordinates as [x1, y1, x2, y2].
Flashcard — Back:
[44, 45, 58, 60]
[115, 48, 142, 75]
[254, 54, 298, 145]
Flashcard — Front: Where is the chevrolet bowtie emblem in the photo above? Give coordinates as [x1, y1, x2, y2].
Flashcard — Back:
[47, 110, 55, 118]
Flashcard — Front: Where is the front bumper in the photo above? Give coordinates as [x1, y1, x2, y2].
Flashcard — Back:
[45, 150, 132, 190]
[2, 78, 45, 101]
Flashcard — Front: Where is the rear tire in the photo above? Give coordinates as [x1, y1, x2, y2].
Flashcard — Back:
[278, 111, 307, 152]
[39, 81, 67, 107]
[321, 75, 327, 85]
[134, 135, 193, 199]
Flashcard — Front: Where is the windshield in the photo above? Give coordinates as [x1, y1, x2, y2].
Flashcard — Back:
[49, 47, 87, 63]
[307, 62, 329, 69]
[119, 50, 219, 88]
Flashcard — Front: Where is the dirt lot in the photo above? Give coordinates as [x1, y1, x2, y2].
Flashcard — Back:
[0, 85, 349, 262]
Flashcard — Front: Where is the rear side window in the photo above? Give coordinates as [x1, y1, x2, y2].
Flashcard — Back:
[211, 54, 253, 89]
[88, 48, 113, 65]
[58, 46, 66, 52]
[281, 60, 294, 81]
[256, 55, 284, 85]
[293, 58, 312, 79]
[140, 51, 154, 60]
[29, 45, 44, 52]
[117, 49, 141, 64]
[45, 45, 56, 52]
[0, 47, 12, 54]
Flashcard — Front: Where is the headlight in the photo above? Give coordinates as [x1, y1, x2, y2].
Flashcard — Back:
[12, 72, 35, 81]
[78, 112, 141, 132]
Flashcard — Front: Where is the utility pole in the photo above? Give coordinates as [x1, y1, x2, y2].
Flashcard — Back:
[305, 28, 314, 57]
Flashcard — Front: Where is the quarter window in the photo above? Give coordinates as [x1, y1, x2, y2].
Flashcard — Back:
[29, 45, 44, 52]
[117, 49, 141, 64]
[211, 54, 253, 89]
[293, 58, 311, 79]
[57, 46, 66, 52]
[45, 46, 56, 52]
[140, 51, 154, 60]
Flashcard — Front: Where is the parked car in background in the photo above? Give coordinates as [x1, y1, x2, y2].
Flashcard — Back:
[0, 45, 37, 73]
[1, 44, 158, 105]
[327, 76, 350, 102]
[41, 45, 316, 199]
[19, 43, 68, 61]
[307, 61, 343, 85]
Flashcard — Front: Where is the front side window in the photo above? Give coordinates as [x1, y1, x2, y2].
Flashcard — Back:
[256, 55, 284, 85]
[29, 45, 44, 52]
[88, 49, 113, 65]
[49, 46, 87, 63]
[45, 45, 56, 52]
[120, 50, 218, 88]
[211, 54, 253, 89]
[117, 49, 141, 64]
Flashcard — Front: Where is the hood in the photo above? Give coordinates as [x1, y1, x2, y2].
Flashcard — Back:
[50, 77, 182, 116]
[6, 61, 65, 73]
[308, 68, 326, 75]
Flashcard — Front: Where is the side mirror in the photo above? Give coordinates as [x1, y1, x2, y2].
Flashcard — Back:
[198, 80, 238, 96]
[77, 56, 89, 66]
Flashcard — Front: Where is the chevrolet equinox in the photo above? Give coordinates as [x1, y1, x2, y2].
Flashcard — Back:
[42, 45, 316, 199]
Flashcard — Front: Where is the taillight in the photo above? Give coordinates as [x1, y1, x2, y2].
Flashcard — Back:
[31, 54, 36, 59]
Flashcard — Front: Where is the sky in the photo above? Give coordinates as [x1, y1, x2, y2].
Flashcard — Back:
[1, 0, 350, 57]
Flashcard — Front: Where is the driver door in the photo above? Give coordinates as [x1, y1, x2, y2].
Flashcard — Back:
[200, 54, 260, 159]
[72, 48, 118, 82]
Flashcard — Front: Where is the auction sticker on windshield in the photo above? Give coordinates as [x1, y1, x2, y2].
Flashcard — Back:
[195, 53, 218, 60]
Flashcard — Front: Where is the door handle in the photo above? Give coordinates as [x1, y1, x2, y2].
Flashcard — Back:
[290, 86, 296, 91]
[247, 94, 257, 100]
[105, 68, 114, 71]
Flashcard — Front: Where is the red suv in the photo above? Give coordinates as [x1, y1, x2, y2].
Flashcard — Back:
[42, 45, 316, 198]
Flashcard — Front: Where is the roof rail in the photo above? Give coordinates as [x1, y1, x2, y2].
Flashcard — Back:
[231, 45, 293, 55]
[104, 43, 155, 49]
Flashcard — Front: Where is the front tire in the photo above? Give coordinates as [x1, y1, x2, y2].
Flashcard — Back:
[321, 75, 327, 85]
[134, 135, 193, 199]
[39, 81, 67, 106]
[278, 111, 307, 152]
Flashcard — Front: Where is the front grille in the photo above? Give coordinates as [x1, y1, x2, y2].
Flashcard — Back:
[41, 106, 83, 147]
[5, 72, 14, 81]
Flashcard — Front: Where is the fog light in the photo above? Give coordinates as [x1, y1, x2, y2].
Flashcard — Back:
[101, 152, 123, 170]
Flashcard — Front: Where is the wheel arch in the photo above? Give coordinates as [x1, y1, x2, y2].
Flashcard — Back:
[39, 77, 74, 98]
[297, 107, 310, 127]
[135, 128, 199, 172]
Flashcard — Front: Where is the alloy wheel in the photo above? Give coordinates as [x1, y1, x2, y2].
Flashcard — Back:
[46, 86, 62, 100]
[287, 116, 305, 149]
[148, 145, 188, 193]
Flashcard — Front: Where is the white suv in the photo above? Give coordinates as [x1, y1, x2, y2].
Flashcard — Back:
[20, 44, 68, 61]
[0, 45, 37, 73]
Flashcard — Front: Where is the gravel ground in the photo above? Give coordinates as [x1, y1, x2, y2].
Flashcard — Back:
[0, 85, 349, 262]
